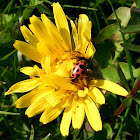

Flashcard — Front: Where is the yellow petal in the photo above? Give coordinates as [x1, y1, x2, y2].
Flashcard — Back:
[53, 2, 72, 51]
[41, 14, 66, 51]
[83, 96, 102, 131]
[60, 96, 73, 136]
[72, 98, 84, 129]
[85, 41, 95, 59]
[5, 78, 41, 95]
[39, 96, 67, 124]
[78, 87, 88, 97]
[15, 87, 54, 108]
[93, 80, 129, 96]
[88, 87, 105, 105]
[37, 42, 53, 58]
[48, 74, 77, 91]
[33, 65, 44, 78]
[55, 60, 73, 77]
[20, 25, 39, 47]
[13, 40, 42, 63]
[70, 19, 78, 49]
[25, 98, 49, 117]
[78, 14, 89, 49]
[44, 90, 66, 107]
[20, 66, 38, 76]
[44, 56, 51, 75]
[29, 16, 57, 53]
[77, 14, 95, 58]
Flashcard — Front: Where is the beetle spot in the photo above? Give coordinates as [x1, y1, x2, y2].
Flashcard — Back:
[81, 71, 85, 75]
[76, 74, 80, 78]
[79, 65, 85, 69]
[76, 69, 79, 72]
[72, 73, 74, 76]
[76, 63, 79, 65]
[71, 78, 76, 82]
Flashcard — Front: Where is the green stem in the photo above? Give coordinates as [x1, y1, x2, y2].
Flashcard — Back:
[108, 0, 134, 86]
[115, 108, 130, 140]
[98, 5, 109, 25]
[94, 10, 101, 32]
[44, 0, 96, 11]
[136, 104, 140, 139]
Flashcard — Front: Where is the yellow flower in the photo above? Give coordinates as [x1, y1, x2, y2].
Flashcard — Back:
[5, 2, 128, 136]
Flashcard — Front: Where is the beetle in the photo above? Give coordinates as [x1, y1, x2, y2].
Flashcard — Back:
[70, 60, 86, 83]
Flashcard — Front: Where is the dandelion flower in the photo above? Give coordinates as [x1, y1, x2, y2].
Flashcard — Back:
[5, 2, 128, 136]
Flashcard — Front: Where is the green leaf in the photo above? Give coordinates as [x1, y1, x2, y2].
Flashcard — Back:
[121, 43, 140, 53]
[107, 7, 131, 27]
[30, 0, 43, 6]
[29, 125, 34, 140]
[0, 31, 12, 43]
[103, 123, 113, 139]
[95, 41, 114, 68]
[37, 3, 53, 15]
[122, 96, 132, 108]
[0, 111, 20, 115]
[133, 68, 140, 78]
[101, 62, 139, 82]
[134, 0, 140, 7]
[2, 0, 15, 14]
[113, 42, 124, 62]
[117, 63, 130, 92]
[23, 6, 36, 20]
[0, 49, 16, 61]
[73, 129, 81, 139]
[79, 130, 87, 140]
[121, 25, 140, 34]
[43, 134, 51, 140]
[133, 92, 140, 105]
[94, 24, 120, 44]
[101, 65, 119, 82]
[137, 57, 140, 63]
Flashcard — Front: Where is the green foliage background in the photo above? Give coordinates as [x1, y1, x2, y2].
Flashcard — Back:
[0, 0, 140, 139]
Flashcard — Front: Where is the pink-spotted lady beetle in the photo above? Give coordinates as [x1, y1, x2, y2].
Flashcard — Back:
[71, 60, 86, 83]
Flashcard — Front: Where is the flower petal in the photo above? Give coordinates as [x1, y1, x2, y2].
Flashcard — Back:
[78, 14, 89, 49]
[85, 41, 95, 59]
[41, 14, 66, 51]
[5, 78, 41, 95]
[13, 40, 42, 63]
[83, 96, 102, 131]
[20, 66, 38, 76]
[29, 16, 58, 53]
[93, 80, 129, 96]
[70, 19, 78, 49]
[78, 87, 88, 97]
[39, 96, 67, 124]
[37, 42, 53, 58]
[47, 74, 77, 91]
[60, 96, 73, 136]
[53, 2, 72, 51]
[25, 98, 49, 117]
[20, 25, 39, 47]
[44, 90, 66, 107]
[88, 87, 105, 105]
[44, 56, 51, 75]
[77, 14, 95, 58]
[15, 87, 54, 108]
[72, 98, 84, 129]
